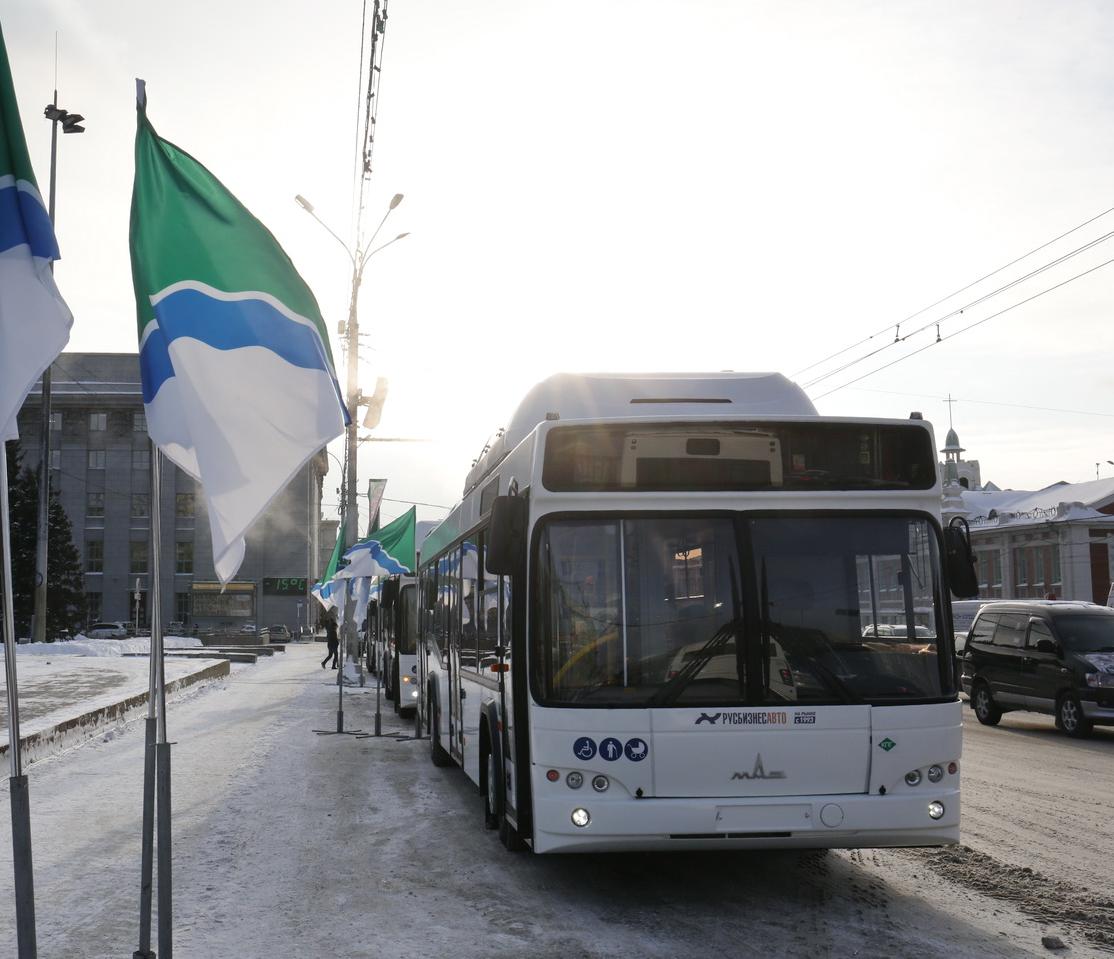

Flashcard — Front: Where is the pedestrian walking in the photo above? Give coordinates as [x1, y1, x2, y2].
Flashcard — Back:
[321, 615, 339, 669]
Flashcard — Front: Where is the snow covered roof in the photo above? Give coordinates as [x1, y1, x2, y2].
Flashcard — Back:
[962, 476, 1114, 528]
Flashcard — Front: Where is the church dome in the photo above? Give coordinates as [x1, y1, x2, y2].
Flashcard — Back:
[941, 427, 964, 454]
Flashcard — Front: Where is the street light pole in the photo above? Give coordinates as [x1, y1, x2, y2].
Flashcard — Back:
[33, 94, 83, 648]
[295, 193, 406, 720]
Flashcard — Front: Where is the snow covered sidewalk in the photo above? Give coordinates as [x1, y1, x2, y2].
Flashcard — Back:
[0, 637, 230, 763]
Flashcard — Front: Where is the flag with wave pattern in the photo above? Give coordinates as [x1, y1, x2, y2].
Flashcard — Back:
[130, 85, 347, 583]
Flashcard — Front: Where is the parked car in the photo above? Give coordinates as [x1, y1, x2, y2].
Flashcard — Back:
[961, 601, 1114, 738]
[87, 622, 128, 639]
[239, 622, 257, 634]
[267, 624, 291, 641]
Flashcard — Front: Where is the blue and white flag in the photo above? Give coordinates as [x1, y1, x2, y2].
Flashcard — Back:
[337, 507, 416, 580]
[0, 25, 72, 441]
[130, 84, 347, 583]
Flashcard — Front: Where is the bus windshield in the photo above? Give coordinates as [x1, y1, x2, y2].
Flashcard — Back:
[535, 514, 947, 707]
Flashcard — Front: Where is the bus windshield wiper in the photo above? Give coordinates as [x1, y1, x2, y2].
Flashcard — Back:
[649, 618, 741, 707]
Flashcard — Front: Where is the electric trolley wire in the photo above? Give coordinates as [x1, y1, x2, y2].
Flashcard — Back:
[804, 226, 1114, 390]
[793, 203, 1114, 379]
[813, 253, 1114, 400]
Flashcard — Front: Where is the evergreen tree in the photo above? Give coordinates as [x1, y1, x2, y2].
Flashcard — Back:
[2, 440, 86, 640]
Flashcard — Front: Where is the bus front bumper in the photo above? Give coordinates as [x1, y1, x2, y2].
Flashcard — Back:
[531, 787, 960, 854]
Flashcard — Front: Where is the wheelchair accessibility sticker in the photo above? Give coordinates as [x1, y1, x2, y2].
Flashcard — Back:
[573, 737, 597, 760]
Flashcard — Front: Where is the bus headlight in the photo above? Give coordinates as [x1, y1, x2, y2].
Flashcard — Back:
[591, 775, 609, 792]
[905, 770, 922, 786]
[410, 689, 419, 699]
[571, 808, 591, 828]
[566, 771, 584, 789]
[928, 801, 945, 820]
[927, 765, 944, 783]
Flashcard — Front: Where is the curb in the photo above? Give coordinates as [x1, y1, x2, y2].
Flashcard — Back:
[0, 659, 231, 763]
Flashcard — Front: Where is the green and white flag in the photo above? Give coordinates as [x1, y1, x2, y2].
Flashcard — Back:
[337, 507, 416, 579]
[130, 82, 347, 583]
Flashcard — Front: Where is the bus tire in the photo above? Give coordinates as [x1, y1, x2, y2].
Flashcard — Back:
[483, 741, 501, 831]
[430, 695, 451, 767]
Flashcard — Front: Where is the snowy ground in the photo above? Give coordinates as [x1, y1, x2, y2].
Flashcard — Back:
[0, 643, 1109, 958]
[0, 636, 222, 754]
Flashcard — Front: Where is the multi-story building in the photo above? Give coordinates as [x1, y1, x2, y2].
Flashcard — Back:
[16, 353, 333, 634]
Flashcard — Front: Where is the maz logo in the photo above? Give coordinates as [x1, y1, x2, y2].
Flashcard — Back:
[730, 754, 786, 781]
[695, 712, 721, 726]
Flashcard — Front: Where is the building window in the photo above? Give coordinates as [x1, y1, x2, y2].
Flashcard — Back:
[133, 412, 147, 432]
[89, 412, 107, 431]
[50, 411, 62, 431]
[50, 450, 60, 472]
[85, 540, 103, 573]
[1014, 548, 1029, 595]
[175, 592, 191, 624]
[175, 541, 194, 574]
[87, 492, 105, 518]
[131, 493, 149, 518]
[1050, 544, 1062, 592]
[86, 593, 102, 623]
[88, 450, 106, 470]
[130, 541, 149, 574]
[132, 449, 150, 472]
[175, 492, 195, 518]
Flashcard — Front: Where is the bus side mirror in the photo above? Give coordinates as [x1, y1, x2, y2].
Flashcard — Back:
[487, 495, 527, 576]
[944, 517, 979, 599]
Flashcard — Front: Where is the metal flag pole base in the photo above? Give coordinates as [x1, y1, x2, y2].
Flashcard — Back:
[155, 742, 173, 959]
[9, 775, 37, 959]
[134, 716, 157, 959]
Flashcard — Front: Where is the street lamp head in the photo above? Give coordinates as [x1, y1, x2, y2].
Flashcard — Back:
[389, 193, 404, 210]
[395, 232, 410, 240]
[43, 105, 65, 121]
[295, 194, 315, 214]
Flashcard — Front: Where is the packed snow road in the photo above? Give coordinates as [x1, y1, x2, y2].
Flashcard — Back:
[0, 644, 1109, 958]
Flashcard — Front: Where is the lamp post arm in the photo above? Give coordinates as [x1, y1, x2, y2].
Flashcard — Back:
[306, 208, 356, 268]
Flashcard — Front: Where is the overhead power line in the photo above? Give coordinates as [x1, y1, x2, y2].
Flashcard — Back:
[813, 253, 1114, 400]
[804, 226, 1114, 389]
[793, 203, 1114, 379]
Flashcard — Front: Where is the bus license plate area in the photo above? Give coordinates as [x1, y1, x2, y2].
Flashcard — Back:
[714, 803, 813, 833]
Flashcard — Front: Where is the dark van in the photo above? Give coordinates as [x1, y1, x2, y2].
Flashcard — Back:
[961, 601, 1114, 738]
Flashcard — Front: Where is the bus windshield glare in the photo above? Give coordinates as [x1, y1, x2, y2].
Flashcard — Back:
[535, 514, 947, 707]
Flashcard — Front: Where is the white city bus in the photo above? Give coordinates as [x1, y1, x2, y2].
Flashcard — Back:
[375, 576, 421, 715]
[417, 373, 977, 853]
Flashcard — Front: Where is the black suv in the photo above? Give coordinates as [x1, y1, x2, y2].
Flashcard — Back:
[961, 601, 1114, 738]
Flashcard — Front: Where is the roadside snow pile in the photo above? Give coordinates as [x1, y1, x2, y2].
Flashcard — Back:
[11, 636, 203, 658]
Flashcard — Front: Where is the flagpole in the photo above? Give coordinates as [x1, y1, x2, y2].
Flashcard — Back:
[2, 445, 38, 958]
[134, 442, 160, 959]
[151, 446, 173, 957]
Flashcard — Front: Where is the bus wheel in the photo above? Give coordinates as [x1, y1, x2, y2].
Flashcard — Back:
[484, 748, 500, 830]
[430, 698, 451, 767]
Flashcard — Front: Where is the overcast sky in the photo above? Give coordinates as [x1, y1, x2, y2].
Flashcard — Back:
[4, 0, 1114, 527]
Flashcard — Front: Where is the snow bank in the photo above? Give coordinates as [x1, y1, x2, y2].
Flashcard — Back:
[7, 635, 203, 658]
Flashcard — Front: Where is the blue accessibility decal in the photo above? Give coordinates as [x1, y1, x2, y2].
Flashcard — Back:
[624, 738, 649, 762]
[573, 737, 597, 761]
[599, 737, 623, 762]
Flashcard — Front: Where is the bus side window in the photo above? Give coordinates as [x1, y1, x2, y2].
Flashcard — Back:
[433, 562, 445, 657]
[479, 531, 500, 667]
